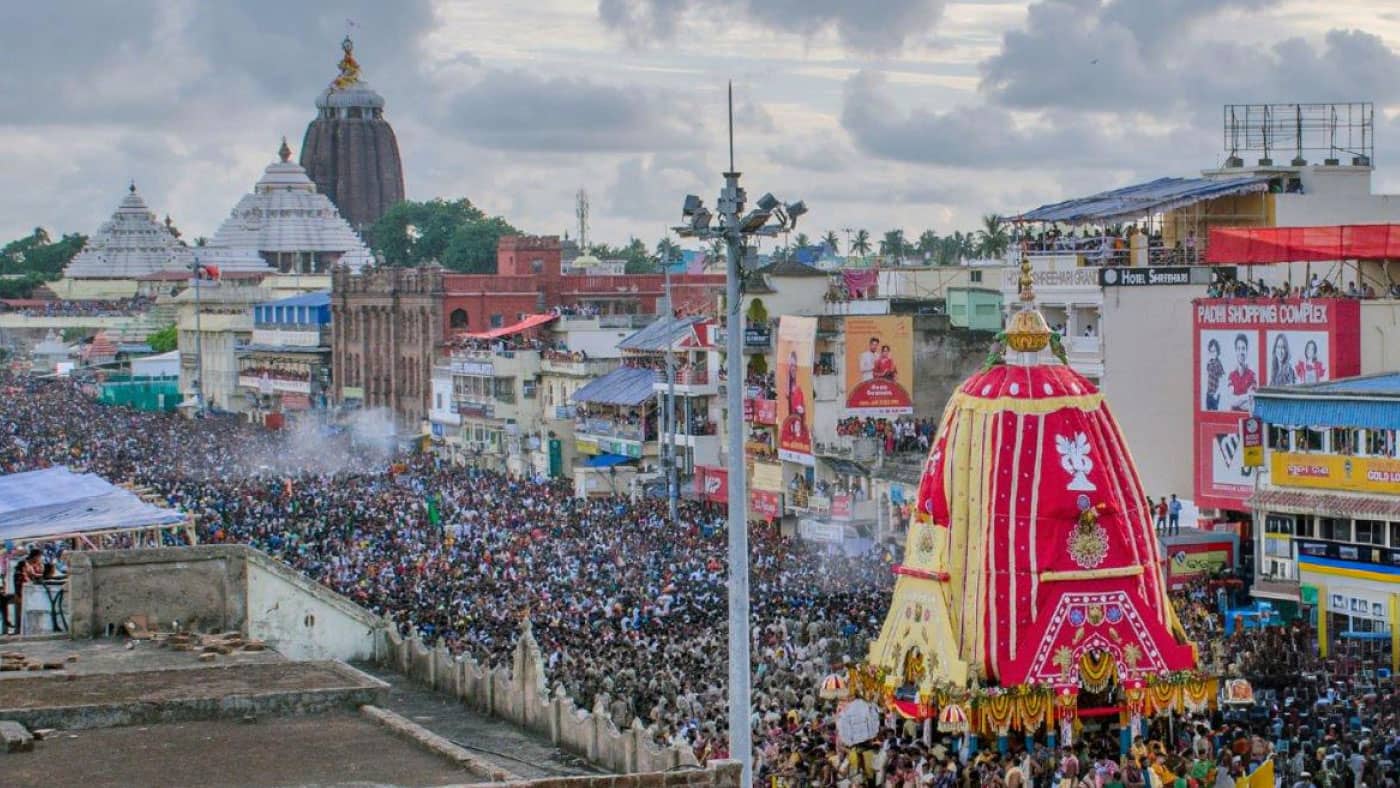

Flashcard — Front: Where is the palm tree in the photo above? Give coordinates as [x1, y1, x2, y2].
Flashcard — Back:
[851, 229, 872, 256]
[794, 232, 811, 250]
[655, 237, 681, 268]
[977, 214, 1010, 259]
[822, 230, 840, 253]
[880, 229, 906, 260]
[916, 230, 940, 260]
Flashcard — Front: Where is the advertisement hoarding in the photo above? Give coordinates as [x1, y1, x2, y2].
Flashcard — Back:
[1192, 298, 1360, 510]
[777, 316, 817, 465]
[1270, 452, 1400, 493]
[750, 490, 781, 520]
[843, 316, 914, 416]
[694, 465, 728, 504]
[1164, 538, 1237, 588]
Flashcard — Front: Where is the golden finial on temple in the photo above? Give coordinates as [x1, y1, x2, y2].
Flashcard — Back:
[332, 35, 362, 90]
[1004, 250, 1052, 353]
[278, 137, 292, 163]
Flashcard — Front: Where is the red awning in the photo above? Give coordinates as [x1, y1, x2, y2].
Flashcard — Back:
[458, 313, 558, 340]
[1207, 224, 1400, 264]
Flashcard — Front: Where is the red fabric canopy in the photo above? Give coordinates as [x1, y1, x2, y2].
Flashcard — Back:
[1207, 224, 1400, 264]
[459, 313, 557, 339]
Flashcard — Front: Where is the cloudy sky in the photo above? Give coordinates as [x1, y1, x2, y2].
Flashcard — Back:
[6, 0, 1400, 251]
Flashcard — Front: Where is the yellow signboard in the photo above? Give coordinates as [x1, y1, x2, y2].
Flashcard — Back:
[575, 438, 599, 455]
[752, 461, 783, 492]
[1271, 452, 1400, 494]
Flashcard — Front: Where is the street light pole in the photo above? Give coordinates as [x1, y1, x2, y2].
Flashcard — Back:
[191, 255, 206, 415]
[672, 84, 805, 788]
[719, 165, 751, 786]
[664, 261, 679, 523]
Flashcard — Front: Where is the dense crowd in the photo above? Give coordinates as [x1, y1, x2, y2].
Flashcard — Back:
[2, 296, 154, 317]
[2, 374, 1396, 785]
[0, 373, 888, 763]
[834, 417, 935, 456]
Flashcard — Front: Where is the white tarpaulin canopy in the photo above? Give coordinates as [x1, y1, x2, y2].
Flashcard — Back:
[0, 466, 185, 542]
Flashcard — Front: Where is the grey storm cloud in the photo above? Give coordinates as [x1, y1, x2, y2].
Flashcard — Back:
[0, 2, 435, 126]
[596, 0, 945, 51]
[441, 69, 703, 153]
[834, 70, 1209, 172]
[978, 0, 1400, 115]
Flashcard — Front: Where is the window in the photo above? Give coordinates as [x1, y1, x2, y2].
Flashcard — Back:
[1355, 520, 1386, 546]
[531, 258, 544, 274]
[523, 380, 537, 399]
[449, 309, 469, 329]
[1295, 515, 1315, 538]
[494, 378, 515, 404]
[1264, 514, 1294, 535]
[1392, 522, 1400, 548]
[1267, 425, 1290, 451]
[436, 393, 443, 410]
[1320, 517, 1350, 542]
[1264, 539, 1294, 559]
[970, 270, 983, 283]
[489, 314, 504, 329]
[1331, 427, 1356, 455]
[1296, 428, 1324, 452]
[1366, 428, 1396, 457]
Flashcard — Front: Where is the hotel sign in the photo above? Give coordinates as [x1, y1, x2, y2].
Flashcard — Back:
[1098, 266, 1227, 287]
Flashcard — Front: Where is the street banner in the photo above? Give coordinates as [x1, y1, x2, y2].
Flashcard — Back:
[777, 316, 817, 465]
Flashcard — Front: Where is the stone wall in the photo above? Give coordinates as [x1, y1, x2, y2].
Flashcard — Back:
[379, 620, 701, 776]
[911, 319, 997, 420]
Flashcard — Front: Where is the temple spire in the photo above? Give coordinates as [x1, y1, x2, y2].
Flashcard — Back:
[332, 35, 362, 90]
[278, 137, 292, 163]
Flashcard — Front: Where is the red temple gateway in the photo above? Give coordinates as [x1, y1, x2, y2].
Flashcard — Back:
[864, 257, 1208, 742]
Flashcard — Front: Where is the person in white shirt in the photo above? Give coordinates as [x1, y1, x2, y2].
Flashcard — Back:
[858, 337, 879, 381]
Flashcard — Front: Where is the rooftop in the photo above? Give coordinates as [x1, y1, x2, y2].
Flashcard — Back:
[618, 314, 705, 352]
[1254, 372, 1400, 431]
[1016, 175, 1270, 225]
[571, 366, 657, 406]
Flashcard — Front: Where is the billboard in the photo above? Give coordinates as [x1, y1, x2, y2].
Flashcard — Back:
[750, 489, 781, 520]
[844, 316, 914, 416]
[1193, 298, 1360, 510]
[777, 316, 817, 465]
[1270, 452, 1400, 493]
[695, 465, 728, 504]
[1164, 538, 1237, 589]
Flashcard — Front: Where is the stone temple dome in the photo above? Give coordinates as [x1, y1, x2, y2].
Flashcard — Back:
[205, 139, 372, 274]
[63, 184, 194, 279]
[300, 35, 405, 236]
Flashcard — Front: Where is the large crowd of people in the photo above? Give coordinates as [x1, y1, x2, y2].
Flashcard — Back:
[1, 373, 1396, 785]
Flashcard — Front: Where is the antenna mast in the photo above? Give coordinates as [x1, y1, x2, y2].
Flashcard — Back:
[575, 189, 590, 251]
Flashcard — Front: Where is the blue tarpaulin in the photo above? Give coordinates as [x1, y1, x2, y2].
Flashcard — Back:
[1254, 373, 1400, 431]
[584, 453, 632, 468]
[0, 465, 185, 541]
[1017, 176, 1270, 224]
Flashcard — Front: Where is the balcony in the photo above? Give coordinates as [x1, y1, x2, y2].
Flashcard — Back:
[654, 368, 718, 396]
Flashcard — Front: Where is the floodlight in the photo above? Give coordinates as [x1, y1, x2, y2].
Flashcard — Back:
[682, 194, 703, 218]
[740, 209, 772, 233]
[755, 192, 779, 212]
[785, 200, 807, 222]
[690, 207, 713, 232]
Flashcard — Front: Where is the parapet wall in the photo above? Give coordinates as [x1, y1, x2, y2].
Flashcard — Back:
[67, 545, 386, 662]
[380, 621, 702, 776]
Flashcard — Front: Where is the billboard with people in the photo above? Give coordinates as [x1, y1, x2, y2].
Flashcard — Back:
[776, 316, 817, 466]
[1193, 298, 1359, 510]
[844, 316, 914, 416]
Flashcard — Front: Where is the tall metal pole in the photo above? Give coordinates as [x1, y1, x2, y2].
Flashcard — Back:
[664, 262, 679, 523]
[721, 83, 752, 788]
[192, 256, 205, 415]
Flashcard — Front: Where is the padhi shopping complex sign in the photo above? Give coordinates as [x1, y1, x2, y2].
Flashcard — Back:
[1192, 297, 1360, 510]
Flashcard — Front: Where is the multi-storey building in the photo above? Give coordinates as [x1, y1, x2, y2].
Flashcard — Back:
[1249, 373, 1400, 671]
[236, 291, 332, 426]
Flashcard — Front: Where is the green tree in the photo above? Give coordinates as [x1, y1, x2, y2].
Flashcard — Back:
[794, 232, 811, 250]
[880, 229, 907, 260]
[369, 199, 520, 273]
[821, 230, 839, 253]
[0, 228, 86, 277]
[916, 230, 940, 260]
[851, 229, 872, 256]
[977, 214, 1010, 259]
[706, 238, 725, 260]
[146, 324, 178, 353]
[655, 237, 681, 270]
